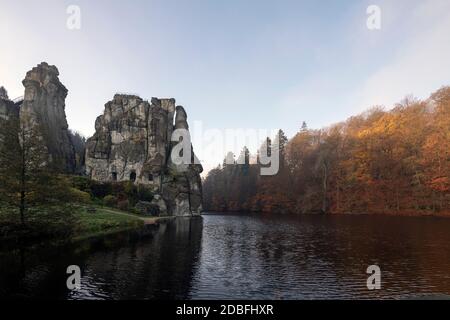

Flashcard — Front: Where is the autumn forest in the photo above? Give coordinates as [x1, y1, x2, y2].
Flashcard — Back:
[202, 86, 450, 216]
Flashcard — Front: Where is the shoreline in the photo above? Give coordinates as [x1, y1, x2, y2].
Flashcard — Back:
[0, 205, 179, 252]
[70, 213, 182, 244]
[203, 210, 450, 218]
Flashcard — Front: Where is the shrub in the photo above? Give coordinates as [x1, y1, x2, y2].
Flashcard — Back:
[124, 181, 137, 195]
[111, 182, 125, 195]
[116, 192, 128, 202]
[124, 182, 138, 205]
[69, 188, 91, 204]
[69, 175, 92, 193]
[103, 195, 117, 207]
[1, 205, 77, 242]
[117, 199, 129, 211]
[29, 206, 77, 239]
[90, 181, 112, 198]
[137, 184, 153, 202]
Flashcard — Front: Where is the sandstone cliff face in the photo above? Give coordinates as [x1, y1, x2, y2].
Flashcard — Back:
[85, 94, 203, 216]
[20, 62, 76, 172]
[0, 88, 20, 143]
[0, 88, 19, 122]
[0, 86, 9, 100]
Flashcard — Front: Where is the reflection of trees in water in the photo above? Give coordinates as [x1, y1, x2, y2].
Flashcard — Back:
[0, 217, 203, 299]
[2, 215, 450, 299]
[286, 215, 450, 298]
[70, 217, 203, 299]
[195, 214, 450, 299]
[0, 245, 75, 299]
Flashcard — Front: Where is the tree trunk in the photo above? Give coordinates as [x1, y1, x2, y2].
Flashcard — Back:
[20, 190, 25, 225]
[20, 129, 26, 226]
[395, 187, 400, 212]
[336, 181, 340, 212]
[322, 163, 328, 214]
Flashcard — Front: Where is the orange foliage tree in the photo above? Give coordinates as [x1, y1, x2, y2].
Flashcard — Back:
[203, 87, 450, 215]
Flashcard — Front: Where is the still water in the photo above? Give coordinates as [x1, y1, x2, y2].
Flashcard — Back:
[1, 213, 450, 299]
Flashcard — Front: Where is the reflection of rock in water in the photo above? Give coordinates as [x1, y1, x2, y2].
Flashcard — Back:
[0, 218, 203, 300]
[72, 217, 203, 300]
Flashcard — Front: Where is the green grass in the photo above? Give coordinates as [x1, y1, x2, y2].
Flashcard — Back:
[71, 205, 146, 241]
[0, 203, 150, 244]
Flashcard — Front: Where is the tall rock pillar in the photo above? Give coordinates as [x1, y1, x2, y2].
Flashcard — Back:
[20, 62, 76, 173]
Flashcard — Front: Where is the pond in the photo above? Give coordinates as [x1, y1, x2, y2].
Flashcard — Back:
[1, 213, 450, 299]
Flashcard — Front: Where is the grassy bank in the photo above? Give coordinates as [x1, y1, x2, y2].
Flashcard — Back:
[71, 205, 149, 241]
[0, 203, 161, 247]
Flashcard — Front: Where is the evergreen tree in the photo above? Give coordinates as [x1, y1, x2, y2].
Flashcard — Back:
[203, 87, 450, 215]
[0, 115, 71, 225]
[301, 121, 308, 132]
[223, 151, 235, 168]
[275, 129, 288, 166]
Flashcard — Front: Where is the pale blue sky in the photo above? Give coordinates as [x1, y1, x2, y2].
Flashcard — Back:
[1, 0, 449, 171]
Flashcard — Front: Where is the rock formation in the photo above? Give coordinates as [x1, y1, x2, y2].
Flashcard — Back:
[0, 87, 19, 121]
[19, 62, 76, 172]
[85, 94, 203, 216]
[0, 87, 20, 143]
[0, 86, 9, 100]
[2, 63, 203, 216]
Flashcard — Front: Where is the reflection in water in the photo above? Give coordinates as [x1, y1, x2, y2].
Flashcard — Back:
[1, 213, 450, 299]
[190, 214, 450, 299]
[0, 217, 203, 300]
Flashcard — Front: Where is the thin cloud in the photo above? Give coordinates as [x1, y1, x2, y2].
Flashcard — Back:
[358, 0, 450, 110]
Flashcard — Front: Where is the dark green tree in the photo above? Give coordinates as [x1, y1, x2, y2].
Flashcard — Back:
[275, 129, 288, 167]
[301, 121, 308, 132]
[0, 115, 71, 225]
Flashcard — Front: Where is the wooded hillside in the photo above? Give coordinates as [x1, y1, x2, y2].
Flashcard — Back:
[203, 87, 450, 215]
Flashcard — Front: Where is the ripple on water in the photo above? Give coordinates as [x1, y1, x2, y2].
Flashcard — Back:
[2, 213, 450, 299]
[188, 214, 450, 299]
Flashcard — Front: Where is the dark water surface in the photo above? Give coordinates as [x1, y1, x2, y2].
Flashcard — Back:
[1, 213, 450, 299]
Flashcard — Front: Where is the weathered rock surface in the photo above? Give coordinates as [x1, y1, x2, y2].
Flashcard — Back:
[0, 87, 20, 143]
[0, 86, 9, 100]
[135, 201, 160, 216]
[0, 87, 19, 121]
[19, 62, 76, 172]
[85, 94, 203, 216]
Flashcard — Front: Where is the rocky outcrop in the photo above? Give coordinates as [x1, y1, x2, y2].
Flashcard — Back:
[19, 62, 76, 172]
[0, 87, 20, 143]
[0, 87, 19, 122]
[85, 94, 203, 216]
[0, 86, 9, 100]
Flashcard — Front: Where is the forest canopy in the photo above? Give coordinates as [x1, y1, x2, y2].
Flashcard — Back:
[202, 86, 450, 215]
